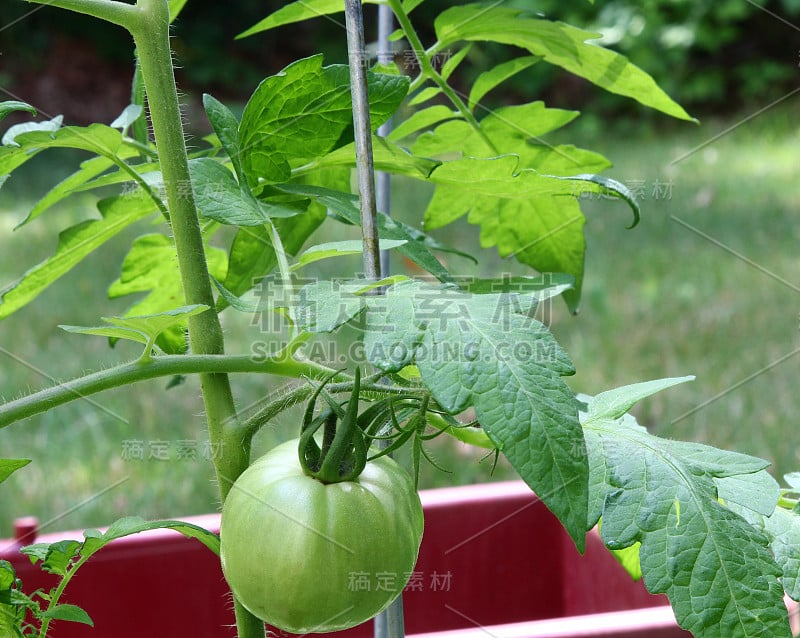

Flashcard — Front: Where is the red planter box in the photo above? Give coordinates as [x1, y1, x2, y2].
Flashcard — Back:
[1, 481, 689, 638]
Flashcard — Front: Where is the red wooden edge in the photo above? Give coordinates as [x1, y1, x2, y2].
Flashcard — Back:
[407, 606, 685, 638]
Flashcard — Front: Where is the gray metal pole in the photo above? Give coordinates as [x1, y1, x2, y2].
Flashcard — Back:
[345, 0, 381, 282]
[376, 3, 395, 277]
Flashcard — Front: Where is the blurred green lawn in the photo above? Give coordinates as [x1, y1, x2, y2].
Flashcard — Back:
[1, 105, 798, 537]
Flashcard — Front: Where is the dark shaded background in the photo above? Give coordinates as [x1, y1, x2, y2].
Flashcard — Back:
[1, 1, 799, 127]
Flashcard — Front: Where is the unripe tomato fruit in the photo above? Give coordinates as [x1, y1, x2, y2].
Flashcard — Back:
[220, 438, 424, 634]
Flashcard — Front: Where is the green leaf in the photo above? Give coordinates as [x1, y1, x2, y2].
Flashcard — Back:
[239, 55, 409, 183]
[41, 604, 94, 626]
[423, 156, 601, 312]
[237, 0, 381, 38]
[388, 105, 460, 141]
[582, 382, 790, 637]
[97, 516, 220, 556]
[731, 504, 800, 602]
[20, 540, 82, 577]
[310, 136, 440, 179]
[440, 44, 473, 81]
[292, 239, 407, 270]
[0, 459, 31, 484]
[463, 274, 574, 300]
[109, 105, 143, 131]
[4, 121, 122, 154]
[202, 94, 247, 184]
[0, 101, 36, 123]
[545, 173, 640, 227]
[2, 115, 62, 147]
[18, 543, 49, 564]
[189, 159, 301, 225]
[784, 473, 800, 490]
[297, 280, 368, 332]
[0, 196, 159, 320]
[583, 377, 695, 423]
[23, 155, 119, 226]
[60, 305, 209, 352]
[403, 0, 426, 11]
[468, 56, 541, 111]
[0, 562, 15, 591]
[219, 205, 326, 309]
[435, 5, 695, 121]
[278, 184, 456, 281]
[108, 235, 227, 353]
[716, 469, 780, 517]
[610, 542, 643, 581]
[407, 87, 442, 107]
[0, 562, 26, 638]
[298, 278, 588, 549]
[168, 0, 188, 22]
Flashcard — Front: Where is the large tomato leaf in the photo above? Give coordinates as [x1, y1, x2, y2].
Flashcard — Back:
[582, 379, 791, 638]
[239, 55, 409, 184]
[297, 277, 588, 550]
[422, 156, 635, 312]
[434, 4, 694, 122]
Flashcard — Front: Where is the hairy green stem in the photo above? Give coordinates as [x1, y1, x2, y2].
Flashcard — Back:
[131, 0, 245, 497]
[242, 378, 419, 441]
[113, 3, 260, 623]
[21, 1, 264, 635]
[387, 0, 499, 154]
[36, 553, 93, 638]
[23, 0, 137, 30]
[266, 219, 296, 332]
[0, 354, 337, 429]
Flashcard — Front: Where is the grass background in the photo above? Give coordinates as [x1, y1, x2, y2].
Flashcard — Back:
[1, 104, 798, 538]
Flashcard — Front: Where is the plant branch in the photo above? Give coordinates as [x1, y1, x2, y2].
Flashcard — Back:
[387, 0, 499, 155]
[24, 0, 138, 30]
[108, 153, 168, 215]
[0, 354, 338, 430]
[242, 378, 424, 441]
[36, 554, 92, 638]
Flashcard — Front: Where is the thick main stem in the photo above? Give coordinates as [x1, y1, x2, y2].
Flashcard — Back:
[130, 2, 262, 636]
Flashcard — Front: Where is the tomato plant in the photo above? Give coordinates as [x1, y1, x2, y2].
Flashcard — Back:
[220, 438, 424, 634]
[0, 1, 798, 638]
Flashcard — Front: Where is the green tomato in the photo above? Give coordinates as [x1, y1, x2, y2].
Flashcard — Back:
[220, 438, 424, 634]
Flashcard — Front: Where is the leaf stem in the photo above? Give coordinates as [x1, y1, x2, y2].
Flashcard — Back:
[36, 553, 92, 638]
[266, 219, 296, 333]
[108, 153, 168, 216]
[386, 0, 499, 155]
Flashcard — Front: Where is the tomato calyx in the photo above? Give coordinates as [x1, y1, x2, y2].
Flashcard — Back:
[299, 368, 368, 483]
